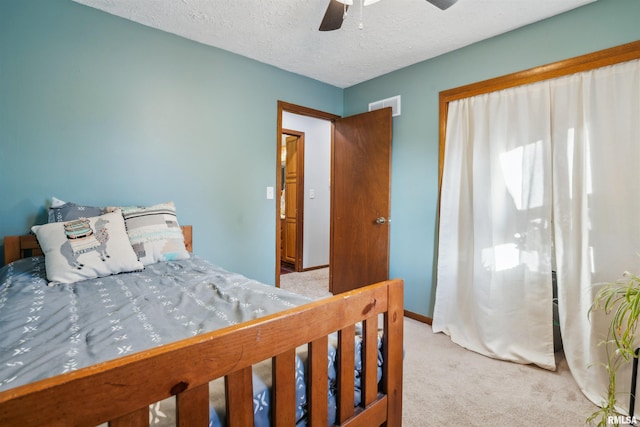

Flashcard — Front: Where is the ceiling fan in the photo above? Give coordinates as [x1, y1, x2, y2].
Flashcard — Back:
[319, 0, 458, 31]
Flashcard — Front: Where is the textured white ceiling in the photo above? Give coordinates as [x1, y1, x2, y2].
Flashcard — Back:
[72, 0, 596, 88]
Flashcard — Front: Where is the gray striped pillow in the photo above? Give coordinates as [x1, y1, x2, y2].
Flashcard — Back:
[116, 202, 190, 266]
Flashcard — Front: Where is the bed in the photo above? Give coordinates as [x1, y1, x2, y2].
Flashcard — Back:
[0, 222, 403, 426]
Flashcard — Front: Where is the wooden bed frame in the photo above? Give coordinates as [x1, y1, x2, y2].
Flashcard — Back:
[3, 226, 194, 264]
[0, 228, 403, 426]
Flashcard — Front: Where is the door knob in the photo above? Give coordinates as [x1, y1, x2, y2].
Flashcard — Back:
[375, 217, 386, 225]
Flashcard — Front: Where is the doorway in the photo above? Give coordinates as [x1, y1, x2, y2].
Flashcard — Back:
[276, 102, 338, 288]
[275, 101, 393, 294]
[280, 130, 304, 274]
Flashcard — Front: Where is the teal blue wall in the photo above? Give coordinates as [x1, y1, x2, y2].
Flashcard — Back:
[1, 0, 638, 316]
[0, 0, 343, 283]
[343, 0, 640, 316]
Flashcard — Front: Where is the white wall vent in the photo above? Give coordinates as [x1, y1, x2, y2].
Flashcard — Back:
[369, 95, 401, 117]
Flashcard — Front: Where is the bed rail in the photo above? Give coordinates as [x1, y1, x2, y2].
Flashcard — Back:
[0, 278, 403, 426]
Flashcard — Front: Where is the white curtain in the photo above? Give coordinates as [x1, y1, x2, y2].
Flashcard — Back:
[434, 58, 640, 405]
[551, 59, 640, 408]
[433, 82, 556, 370]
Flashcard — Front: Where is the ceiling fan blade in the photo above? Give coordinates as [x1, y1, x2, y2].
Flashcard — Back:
[319, 0, 349, 31]
[426, 0, 458, 10]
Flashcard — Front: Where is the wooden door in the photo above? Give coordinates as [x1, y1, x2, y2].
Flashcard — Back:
[330, 107, 393, 294]
[283, 135, 299, 266]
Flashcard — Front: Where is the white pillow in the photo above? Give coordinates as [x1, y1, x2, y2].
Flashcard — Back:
[31, 210, 144, 285]
[115, 202, 190, 266]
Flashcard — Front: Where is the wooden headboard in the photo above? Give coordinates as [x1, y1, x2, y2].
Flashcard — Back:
[3, 225, 193, 265]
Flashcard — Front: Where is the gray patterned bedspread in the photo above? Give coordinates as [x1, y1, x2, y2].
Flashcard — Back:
[0, 256, 381, 426]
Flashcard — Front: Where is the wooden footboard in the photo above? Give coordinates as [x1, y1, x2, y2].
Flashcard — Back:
[0, 279, 404, 426]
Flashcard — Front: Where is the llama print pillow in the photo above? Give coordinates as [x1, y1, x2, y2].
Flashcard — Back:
[31, 210, 144, 285]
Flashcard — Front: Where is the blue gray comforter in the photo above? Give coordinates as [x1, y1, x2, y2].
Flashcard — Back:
[0, 256, 381, 426]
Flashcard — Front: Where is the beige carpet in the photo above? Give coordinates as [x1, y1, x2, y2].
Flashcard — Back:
[279, 267, 332, 299]
[279, 269, 599, 426]
[403, 318, 597, 426]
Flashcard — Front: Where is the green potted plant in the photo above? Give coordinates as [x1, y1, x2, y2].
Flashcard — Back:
[588, 271, 640, 426]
